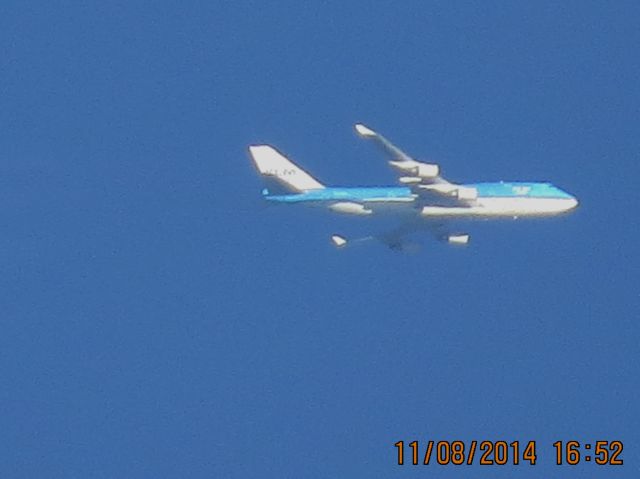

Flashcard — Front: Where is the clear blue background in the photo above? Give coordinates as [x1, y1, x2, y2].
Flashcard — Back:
[1, 1, 638, 477]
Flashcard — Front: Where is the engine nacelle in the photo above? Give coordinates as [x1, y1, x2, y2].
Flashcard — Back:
[398, 176, 423, 184]
[455, 187, 478, 201]
[412, 163, 440, 179]
[447, 234, 470, 246]
[390, 160, 439, 179]
[328, 202, 372, 215]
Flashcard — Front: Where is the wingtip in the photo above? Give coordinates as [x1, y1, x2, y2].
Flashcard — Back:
[330, 235, 348, 248]
[354, 123, 376, 137]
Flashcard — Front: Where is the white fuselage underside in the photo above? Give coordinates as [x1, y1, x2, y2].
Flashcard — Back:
[419, 197, 578, 218]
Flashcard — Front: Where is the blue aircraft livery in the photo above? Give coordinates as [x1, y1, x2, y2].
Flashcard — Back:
[249, 124, 578, 249]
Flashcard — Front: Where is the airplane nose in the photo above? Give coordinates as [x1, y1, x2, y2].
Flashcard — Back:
[568, 197, 579, 210]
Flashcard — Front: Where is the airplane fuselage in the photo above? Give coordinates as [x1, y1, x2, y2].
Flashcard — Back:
[264, 181, 579, 219]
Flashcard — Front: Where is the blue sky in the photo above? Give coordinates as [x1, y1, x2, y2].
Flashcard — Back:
[1, 1, 638, 477]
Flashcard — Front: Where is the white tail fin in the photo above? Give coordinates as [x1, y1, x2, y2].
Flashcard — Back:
[248, 145, 324, 193]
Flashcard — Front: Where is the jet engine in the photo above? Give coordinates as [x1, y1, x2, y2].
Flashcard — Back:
[412, 163, 440, 179]
[455, 187, 478, 201]
[390, 160, 439, 179]
[447, 234, 470, 245]
[328, 202, 372, 215]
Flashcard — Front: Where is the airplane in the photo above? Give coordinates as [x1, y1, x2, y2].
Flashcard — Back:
[248, 124, 579, 250]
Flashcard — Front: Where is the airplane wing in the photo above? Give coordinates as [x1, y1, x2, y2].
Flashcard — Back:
[354, 123, 479, 203]
[331, 219, 470, 251]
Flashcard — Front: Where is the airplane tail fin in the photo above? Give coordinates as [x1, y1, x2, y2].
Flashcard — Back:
[248, 145, 325, 193]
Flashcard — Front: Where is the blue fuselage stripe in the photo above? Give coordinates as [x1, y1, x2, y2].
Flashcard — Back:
[264, 182, 574, 203]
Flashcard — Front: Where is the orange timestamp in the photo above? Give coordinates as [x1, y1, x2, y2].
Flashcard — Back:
[394, 440, 624, 466]
[553, 440, 623, 465]
[395, 440, 537, 466]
